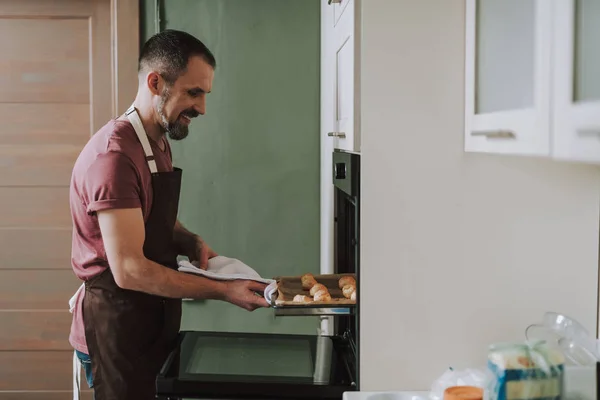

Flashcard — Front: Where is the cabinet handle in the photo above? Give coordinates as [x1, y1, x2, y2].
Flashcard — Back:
[470, 130, 516, 139]
[577, 129, 600, 138]
[327, 131, 346, 138]
[328, 0, 341, 4]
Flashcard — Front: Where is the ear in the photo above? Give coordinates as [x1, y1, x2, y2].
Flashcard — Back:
[145, 71, 162, 96]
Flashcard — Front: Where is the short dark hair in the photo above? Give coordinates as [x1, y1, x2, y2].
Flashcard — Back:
[138, 29, 216, 85]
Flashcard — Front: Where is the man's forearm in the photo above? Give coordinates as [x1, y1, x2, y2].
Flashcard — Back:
[173, 219, 199, 255]
[115, 255, 227, 300]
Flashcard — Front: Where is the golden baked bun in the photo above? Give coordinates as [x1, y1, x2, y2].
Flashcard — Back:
[309, 283, 327, 296]
[342, 284, 356, 299]
[313, 289, 331, 302]
[293, 294, 312, 303]
[301, 273, 317, 289]
[350, 291, 356, 301]
[338, 276, 356, 289]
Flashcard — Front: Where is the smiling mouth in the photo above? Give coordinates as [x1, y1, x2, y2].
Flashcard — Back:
[180, 114, 192, 124]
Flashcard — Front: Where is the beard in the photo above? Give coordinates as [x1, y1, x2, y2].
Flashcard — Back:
[157, 87, 198, 141]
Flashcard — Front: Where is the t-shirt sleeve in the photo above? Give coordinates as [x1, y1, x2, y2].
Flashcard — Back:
[84, 151, 142, 214]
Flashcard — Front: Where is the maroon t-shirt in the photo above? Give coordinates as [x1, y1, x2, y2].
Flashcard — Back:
[69, 119, 173, 353]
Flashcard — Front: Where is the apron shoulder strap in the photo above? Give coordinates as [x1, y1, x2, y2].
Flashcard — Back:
[125, 106, 158, 174]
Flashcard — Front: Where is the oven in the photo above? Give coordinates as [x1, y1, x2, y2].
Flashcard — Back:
[156, 150, 360, 399]
[331, 149, 360, 382]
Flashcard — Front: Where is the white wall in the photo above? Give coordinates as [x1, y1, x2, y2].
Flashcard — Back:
[359, 0, 600, 391]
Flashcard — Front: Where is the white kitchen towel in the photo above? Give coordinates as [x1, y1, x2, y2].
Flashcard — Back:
[68, 256, 278, 311]
[69, 283, 85, 314]
[178, 256, 277, 304]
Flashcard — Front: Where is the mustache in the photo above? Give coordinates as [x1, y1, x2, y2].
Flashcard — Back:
[181, 109, 199, 119]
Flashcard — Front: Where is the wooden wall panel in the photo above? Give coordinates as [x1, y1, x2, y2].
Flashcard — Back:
[0, 18, 89, 103]
[0, 145, 80, 186]
[0, 0, 94, 17]
[0, 270, 81, 310]
[91, 0, 114, 131]
[0, 104, 90, 146]
[0, 311, 72, 350]
[114, 0, 140, 115]
[0, 351, 82, 390]
[0, 391, 93, 400]
[0, 188, 71, 228]
[0, 229, 72, 270]
[0, 1, 140, 398]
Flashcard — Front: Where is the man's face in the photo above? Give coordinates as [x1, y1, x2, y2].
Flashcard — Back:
[155, 56, 214, 140]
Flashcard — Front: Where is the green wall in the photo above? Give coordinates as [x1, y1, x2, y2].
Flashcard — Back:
[140, 0, 321, 334]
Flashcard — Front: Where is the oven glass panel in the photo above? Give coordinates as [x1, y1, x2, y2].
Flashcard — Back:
[184, 335, 315, 378]
[334, 186, 357, 339]
[165, 331, 354, 386]
[334, 190, 356, 276]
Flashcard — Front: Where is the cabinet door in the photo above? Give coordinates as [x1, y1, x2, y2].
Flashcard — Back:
[323, 0, 358, 152]
[552, 0, 600, 163]
[464, 0, 552, 156]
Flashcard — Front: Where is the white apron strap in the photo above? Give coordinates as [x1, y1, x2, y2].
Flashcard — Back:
[72, 350, 81, 400]
[125, 105, 158, 173]
[69, 283, 85, 400]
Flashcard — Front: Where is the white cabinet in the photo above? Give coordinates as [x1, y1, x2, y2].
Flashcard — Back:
[464, 0, 600, 164]
[464, 0, 552, 156]
[319, 0, 360, 286]
[552, 0, 600, 163]
[321, 0, 360, 153]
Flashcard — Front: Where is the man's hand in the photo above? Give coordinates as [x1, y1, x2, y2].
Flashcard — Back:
[222, 280, 270, 311]
[173, 220, 218, 270]
[188, 236, 218, 270]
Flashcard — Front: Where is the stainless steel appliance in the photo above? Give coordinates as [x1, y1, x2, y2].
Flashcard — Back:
[156, 150, 360, 399]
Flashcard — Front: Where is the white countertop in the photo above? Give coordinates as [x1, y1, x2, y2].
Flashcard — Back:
[342, 391, 430, 400]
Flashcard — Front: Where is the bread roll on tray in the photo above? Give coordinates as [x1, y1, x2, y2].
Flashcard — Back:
[338, 276, 356, 289]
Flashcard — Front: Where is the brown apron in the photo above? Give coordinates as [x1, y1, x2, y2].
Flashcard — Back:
[83, 106, 183, 399]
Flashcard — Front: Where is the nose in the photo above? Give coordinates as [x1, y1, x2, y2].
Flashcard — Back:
[194, 97, 206, 116]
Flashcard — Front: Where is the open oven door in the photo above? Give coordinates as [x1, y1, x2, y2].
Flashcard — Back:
[156, 330, 356, 400]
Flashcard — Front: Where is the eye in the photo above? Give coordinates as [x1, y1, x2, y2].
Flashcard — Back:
[187, 89, 203, 98]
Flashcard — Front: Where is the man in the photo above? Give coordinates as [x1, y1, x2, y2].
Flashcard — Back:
[69, 29, 269, 399]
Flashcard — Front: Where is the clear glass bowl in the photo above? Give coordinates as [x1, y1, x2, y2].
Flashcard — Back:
[525, 312, 598, 366]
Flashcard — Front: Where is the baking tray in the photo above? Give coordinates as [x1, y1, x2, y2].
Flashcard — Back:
[270, 273, 357, 316]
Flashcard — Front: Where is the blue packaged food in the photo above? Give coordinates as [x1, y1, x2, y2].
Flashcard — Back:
[487, 342, 564, 400]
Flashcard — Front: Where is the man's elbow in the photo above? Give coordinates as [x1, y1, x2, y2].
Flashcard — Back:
[110, 256, 145, 291]
[112, 269, 132, 290]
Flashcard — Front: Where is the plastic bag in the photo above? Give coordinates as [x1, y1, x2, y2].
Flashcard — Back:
[430, 367, 490, 400]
